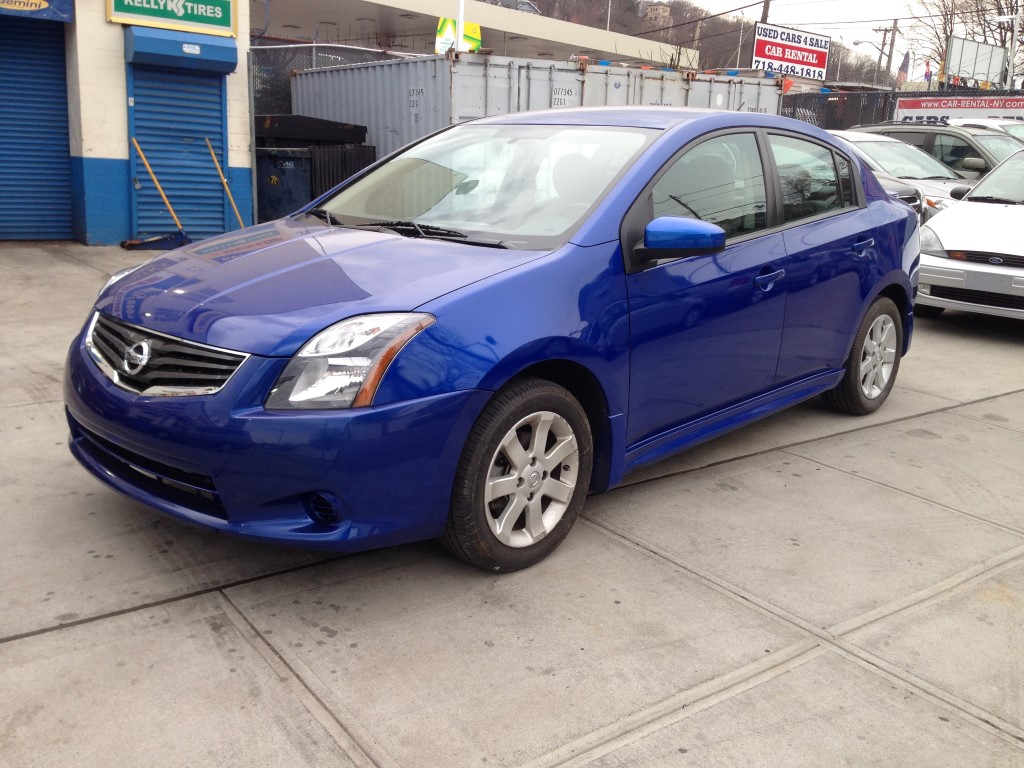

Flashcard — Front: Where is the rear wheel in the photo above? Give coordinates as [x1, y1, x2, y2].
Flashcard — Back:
[822, 297, 903, 415]
[442, 377, 593, 572]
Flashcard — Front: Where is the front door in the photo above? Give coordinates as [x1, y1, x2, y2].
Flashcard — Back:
[625, 131, 786, 445]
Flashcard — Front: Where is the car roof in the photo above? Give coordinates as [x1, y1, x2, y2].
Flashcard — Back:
[831, 129, 901, 143]
[946, 117, 1019, 127]
[474, 106, 819, 132]
[852, 122, 1007, 137]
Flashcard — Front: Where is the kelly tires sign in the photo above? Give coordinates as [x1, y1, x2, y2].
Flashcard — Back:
[751, 22, 830, 81]
[108, 0, 235, 37]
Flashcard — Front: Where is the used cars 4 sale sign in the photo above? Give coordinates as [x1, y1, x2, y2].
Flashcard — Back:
[752, 22, 830, 81]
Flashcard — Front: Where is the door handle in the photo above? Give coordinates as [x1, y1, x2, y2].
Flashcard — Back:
[755, 269, 786, 290]
[853, 238, 875, 251]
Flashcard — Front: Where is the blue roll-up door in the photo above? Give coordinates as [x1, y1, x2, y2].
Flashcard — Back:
[0, 17, 73, 240]
[130, 67, 227, 240]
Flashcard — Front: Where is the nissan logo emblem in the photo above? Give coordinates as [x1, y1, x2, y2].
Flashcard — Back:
[123, 340, 152, 375]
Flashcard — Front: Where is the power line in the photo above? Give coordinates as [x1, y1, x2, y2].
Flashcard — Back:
[635, 1, 762, 36]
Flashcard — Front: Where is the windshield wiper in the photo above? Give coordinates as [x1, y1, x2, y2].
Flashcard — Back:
[307, 207, 341, 225]
[967, 195, 1024, 205]
[356, 220, 466, 237]
[355, 220, 509, 248]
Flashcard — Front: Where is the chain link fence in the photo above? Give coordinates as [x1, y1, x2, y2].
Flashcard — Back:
[781, 87, 1022, 130]
[251, 43, 405, 115]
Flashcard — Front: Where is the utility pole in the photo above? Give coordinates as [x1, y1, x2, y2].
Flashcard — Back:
[736, 17, 745, 67]
[760, 0, 770, 24]
[872, 25, 890, 83]
[884, 19, 898, 86]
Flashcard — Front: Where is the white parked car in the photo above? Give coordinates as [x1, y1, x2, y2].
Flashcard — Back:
[917, 151, 1024, 319]
[946, 117, 1024, 143]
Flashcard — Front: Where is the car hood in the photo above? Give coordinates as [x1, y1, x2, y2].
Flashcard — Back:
[96, 218, 544, 356]
[911, 177, 972, 198]
[926, 201, 1024, 255]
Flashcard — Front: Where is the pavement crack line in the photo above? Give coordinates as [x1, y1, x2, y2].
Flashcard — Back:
[219, 591, 390, 768]
[782, 448, 1024, 540]
[520, 641, 825, 768]
[581, 517, 1024, 753]
[614, 388, 1024, 494]
[0, 556, 345, 647]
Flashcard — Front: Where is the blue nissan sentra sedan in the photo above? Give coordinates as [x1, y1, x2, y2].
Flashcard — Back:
[65, 107, 920, 571]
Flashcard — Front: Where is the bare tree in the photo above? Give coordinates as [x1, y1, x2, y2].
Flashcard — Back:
[904, 0, 1021, 80]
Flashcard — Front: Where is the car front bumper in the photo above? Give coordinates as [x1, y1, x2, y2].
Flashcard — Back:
[917, 253, 1024, 319]
[64, 329, 490, 551]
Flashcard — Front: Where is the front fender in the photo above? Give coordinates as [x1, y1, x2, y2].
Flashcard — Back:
[374, 240, 631, 415]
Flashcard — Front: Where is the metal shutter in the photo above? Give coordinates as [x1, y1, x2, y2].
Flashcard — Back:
[0, 17, 73, 240]
[131, 67, 227, 240]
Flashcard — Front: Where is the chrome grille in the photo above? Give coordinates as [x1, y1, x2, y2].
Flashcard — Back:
[955, 252, 1024, 269]
[895, 191, 923, 217]
[86, 313, 248, 396]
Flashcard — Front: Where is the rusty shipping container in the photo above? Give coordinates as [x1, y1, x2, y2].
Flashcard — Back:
[292, 54, 783, 157]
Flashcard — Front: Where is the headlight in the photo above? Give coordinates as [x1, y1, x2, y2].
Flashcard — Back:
[265, 313, 434, 410]
[925, 196, 955, 212]
[919, 225, 947, 258]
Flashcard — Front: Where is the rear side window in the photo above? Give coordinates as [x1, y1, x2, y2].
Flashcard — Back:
[836, 154, 855, 207]
[768, 135, 855, 223]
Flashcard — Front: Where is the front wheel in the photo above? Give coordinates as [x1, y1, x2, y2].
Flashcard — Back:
[442, 377, 593, 572]
[822, 297, 903, 415]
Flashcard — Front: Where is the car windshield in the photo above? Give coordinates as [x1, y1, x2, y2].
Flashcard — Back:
[316, 123, 658, 250]
[1001, 123, 1024, 141]
[966, 151, 1024, 203]
[972, 133, 1024, 162]
[851, 138, 958, 180]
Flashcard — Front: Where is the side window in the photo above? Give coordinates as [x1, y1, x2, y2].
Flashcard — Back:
[651, 133, 767, 237]
[768, 134, 848, 223]
[889, 131, 928, 150]
[933, 134, 975, 170]
[836, 153, 856, 206]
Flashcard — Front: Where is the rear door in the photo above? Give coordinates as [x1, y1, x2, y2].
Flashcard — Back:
[765, 132, 880, 383]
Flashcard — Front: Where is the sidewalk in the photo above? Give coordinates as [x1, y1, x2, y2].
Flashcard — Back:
[2, 241, 1022, 767]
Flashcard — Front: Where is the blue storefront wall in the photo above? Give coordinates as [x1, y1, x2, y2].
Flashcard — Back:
[0, 15, 74, 240]
[73, 25, 251, 245]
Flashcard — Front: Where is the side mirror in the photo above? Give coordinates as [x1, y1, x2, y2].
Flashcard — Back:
[635, 217, 726, 263]
[961, 157, 986, 172]
[950, 185, 972, 200]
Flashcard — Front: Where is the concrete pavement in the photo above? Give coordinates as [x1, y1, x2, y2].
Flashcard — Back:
[2, 241, 1022, 767]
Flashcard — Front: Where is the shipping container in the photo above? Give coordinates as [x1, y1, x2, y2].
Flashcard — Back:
[292, 54, 783, 157]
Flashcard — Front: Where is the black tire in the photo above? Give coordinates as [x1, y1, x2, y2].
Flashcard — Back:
[442, 377, 593, 572]
[914, 304, 945, 319]
[822, 297, 903, 415]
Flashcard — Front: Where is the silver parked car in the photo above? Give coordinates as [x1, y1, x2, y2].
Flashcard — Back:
[831, 130, 971, 219]
[917, 151, 1024, 319]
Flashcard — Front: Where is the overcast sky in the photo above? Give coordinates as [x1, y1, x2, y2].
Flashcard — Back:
[691, 0, 932, 76]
